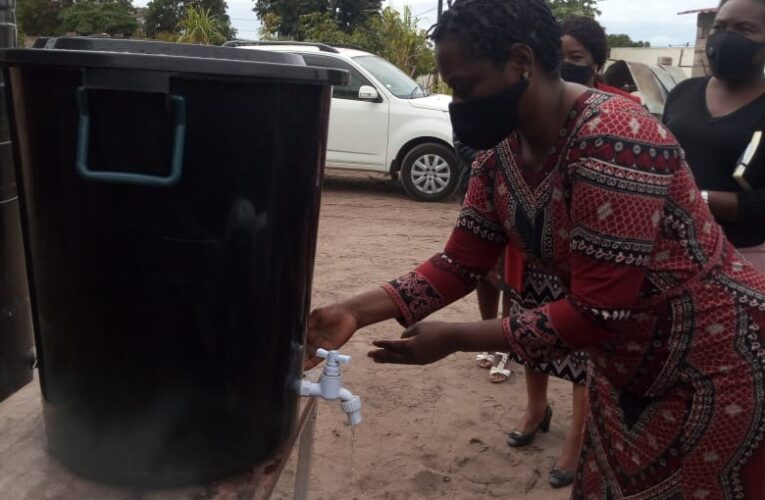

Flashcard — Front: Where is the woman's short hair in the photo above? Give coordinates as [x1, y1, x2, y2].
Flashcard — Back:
[560, 15, 609, 69]
[431, 0, 563, 74]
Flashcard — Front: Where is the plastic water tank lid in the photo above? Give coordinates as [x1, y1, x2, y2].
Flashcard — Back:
[0, 37, 348, 86]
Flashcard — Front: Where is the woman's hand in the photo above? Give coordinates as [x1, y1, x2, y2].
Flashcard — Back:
[304, 288, 408, 370]
[367, 321, 462, 365]
[304, 304, 359, 370]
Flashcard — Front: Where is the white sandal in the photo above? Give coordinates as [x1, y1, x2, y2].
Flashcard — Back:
[489, 353, 511, 383]
[476, 352, 495, 369]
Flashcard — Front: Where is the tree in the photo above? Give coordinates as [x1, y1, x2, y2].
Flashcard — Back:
[364, 7, 434, 77]
[253, 0, 381, 39]
[607, 34, 651, 48]
[177, 5, 227, 44]
[297, 6, 434, 78]
[144, 0, 183, 37]
[258, 12, 282, 40]
[145, 0, 235, 40]
[58, 0, 138, 36]
[254, 0, 327, 39]
[297, 11, 351, 44]
[17, 0, 73, 36]
[332, 0, 381, 33]
[193, 0, 234, 38]
[546, 0, 600, 19]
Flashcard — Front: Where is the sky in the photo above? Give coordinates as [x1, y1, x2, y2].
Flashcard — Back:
[135, 0, 720, 48]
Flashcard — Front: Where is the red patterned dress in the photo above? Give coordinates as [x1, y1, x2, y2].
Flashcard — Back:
[382, 91, 765, 499]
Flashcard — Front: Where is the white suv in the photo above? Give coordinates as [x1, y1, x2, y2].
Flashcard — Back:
[226, 41, 458, 202]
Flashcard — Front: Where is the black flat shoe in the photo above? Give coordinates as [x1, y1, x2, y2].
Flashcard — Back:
[549, 467, 575, 488]
[506, 404, 552, 447]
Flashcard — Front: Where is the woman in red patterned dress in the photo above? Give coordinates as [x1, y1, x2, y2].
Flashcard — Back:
[501, 16, 648, 489]
[305, 0, 765, 497]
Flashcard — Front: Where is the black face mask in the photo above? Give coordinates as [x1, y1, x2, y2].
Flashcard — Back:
[448, 80, 529, 151]
[707, 30, 765, 83]
[561, 62, 594, 85]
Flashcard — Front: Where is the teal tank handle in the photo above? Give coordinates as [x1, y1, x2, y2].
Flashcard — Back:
[75, 87, 186, 187]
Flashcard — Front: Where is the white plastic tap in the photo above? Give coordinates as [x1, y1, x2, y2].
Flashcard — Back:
[300, 348, 362, 426]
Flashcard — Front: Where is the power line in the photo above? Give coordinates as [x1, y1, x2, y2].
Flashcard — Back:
[414, 7, 437, 16]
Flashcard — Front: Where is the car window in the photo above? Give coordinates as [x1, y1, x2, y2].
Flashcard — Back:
[353, 55, 425, 99]
[301, 54, 376, 101]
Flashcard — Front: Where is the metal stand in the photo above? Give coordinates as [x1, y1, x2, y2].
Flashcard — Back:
[294, 399, 318, 500]
[251, 397, 319, 500]
[0, 382, 320, 500]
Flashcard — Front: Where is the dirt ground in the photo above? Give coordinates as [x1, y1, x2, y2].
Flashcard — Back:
[273, 172, 573, 500]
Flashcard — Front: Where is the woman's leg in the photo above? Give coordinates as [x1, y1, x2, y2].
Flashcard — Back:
[556, 383, 586, 472]
[486, 290, 514, 383]
[476, 278, 500, 320]
[475, 277, 501, 369]
[515, 367, 550, 433]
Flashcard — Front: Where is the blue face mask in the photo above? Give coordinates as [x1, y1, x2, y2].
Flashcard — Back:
[448, 79, 529, 150]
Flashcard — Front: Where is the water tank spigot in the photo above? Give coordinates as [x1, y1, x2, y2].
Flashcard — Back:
[300, 349, 362, 427]
[316, 348, 351, 366]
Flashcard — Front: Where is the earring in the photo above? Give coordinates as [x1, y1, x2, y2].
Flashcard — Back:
[522, 71, 530, 81]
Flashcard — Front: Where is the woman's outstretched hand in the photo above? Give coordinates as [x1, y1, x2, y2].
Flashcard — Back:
[368, 321, 461, 365]
[304, 304, 359, 370]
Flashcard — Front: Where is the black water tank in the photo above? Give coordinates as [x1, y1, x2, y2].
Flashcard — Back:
[0, 0, 34, 403]
[0, 38, 346, 486]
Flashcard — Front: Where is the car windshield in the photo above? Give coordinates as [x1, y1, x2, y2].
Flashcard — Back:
[353, 55, 427, 99]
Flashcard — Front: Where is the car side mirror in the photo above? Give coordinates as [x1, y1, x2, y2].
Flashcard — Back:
[358, 85, 379, 101]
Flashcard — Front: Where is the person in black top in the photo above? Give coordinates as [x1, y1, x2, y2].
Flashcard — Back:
[663, 0, 765, 250]
[453, 134, 477, 194]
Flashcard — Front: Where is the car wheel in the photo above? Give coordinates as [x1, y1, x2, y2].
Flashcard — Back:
[400, 143, 459, 202]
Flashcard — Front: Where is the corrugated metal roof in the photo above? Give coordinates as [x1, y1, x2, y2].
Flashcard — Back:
[677, 8, 718, 15]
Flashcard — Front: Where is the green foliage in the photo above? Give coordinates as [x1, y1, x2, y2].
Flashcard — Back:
[144, 0, 182, 37]
[145, 0, 235, 39]
[257, 12, 282, 40]
[367, 7, 434, 77]
[177, 5, 227, 44]
[431, 79, 452, 96]
[192, 0, 235, 38]
[255, 0, 327, 39]
[153, 31, 180, 42]
[546, 0, 600, 19]
[255, 0, 602, 79]
[294, 6, 434, 77]
[331, 0, 381, 33]
[254, 0, 380, 39]
[17, 0, 72, 36]
[58, 0, 138, 36]
[607, 33, 651, 48]
[17, 25, 26, 47]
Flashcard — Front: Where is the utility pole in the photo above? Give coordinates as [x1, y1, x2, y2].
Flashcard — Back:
[432, 0, 444, 89]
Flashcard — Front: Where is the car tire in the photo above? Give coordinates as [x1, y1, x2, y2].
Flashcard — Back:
[400, 143, 460, 202]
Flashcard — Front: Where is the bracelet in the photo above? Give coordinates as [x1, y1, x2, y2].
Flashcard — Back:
[701, 190, 710, 204]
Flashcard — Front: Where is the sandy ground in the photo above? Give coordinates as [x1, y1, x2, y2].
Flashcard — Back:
[273, 172, 573, 500]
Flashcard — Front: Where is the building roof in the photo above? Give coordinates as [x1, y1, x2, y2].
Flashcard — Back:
[677, 8, 718, 15]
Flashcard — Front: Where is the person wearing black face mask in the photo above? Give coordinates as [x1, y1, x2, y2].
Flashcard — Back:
[306, 0, 765, 497]
[664, 0, 765, 267]
[560, 15, 641, 104]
